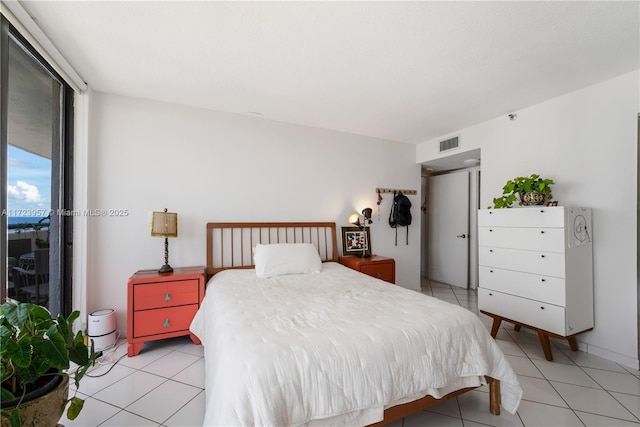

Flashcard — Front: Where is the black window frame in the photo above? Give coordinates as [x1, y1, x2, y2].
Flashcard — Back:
[1, 15, 74, 317]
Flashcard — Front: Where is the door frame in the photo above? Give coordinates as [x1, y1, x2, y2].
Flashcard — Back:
[0, 15, 8, 303]
[421, 165, 481, 288]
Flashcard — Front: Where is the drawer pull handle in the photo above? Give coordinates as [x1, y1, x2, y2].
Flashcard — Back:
[163, 319, 169, 327]
[489, 293, 493, 296]
[376, 272, 382, 278]
[489, 249, 493, 253]
[540, 230, 545, 234]
[489, 270, 493, 273]
[541, 254, 546, 258]
[165, 293, 171, 301]
[540, 209, 545, 213]
[540, 306, 545, 310]
[489, 229, 493, 232]
[541, 278, 546, 282]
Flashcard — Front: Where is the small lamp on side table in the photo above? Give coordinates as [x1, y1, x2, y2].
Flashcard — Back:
[151, 208, 178, 273]
[348, 207, 373, 258]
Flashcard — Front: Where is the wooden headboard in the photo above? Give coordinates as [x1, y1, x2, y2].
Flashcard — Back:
[206, 222, 339, 278]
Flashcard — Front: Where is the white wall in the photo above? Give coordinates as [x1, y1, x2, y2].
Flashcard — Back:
[84, 92, 421, 337]
[417, 71, 640, 368]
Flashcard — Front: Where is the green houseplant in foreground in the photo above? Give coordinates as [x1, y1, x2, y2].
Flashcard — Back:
[1, 301, 96, 427]
[491, 174, 554, 208]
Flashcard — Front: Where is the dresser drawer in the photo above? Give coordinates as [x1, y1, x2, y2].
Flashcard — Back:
[478, 288, 566, 335]
[479, 207, 565, 228]
[360, 262, 394, 283]
[479, 247, 565, 278]
[478, 227, 565, 253]
[479, 266, 565, 306]
[133, 279, 200, 310]
[133, 305, 199, 337]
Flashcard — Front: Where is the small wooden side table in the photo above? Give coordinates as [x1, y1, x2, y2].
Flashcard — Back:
[127, 266, 205, 356]
[339, 255, 395, 284]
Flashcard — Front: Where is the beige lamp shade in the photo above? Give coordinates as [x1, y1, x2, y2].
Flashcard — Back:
[151, 209, 178, 237]
[348, 213, 360, 226]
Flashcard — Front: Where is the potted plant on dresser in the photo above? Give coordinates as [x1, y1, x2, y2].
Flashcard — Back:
[490, 173, 554, 208]
[1, 301, 96, 427]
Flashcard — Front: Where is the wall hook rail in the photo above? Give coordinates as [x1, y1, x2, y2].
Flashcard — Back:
[375, 187, 417, 195]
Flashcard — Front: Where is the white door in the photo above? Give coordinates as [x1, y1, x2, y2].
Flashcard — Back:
[427, 170, 470, 288]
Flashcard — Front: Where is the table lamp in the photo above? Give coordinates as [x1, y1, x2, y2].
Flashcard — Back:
[151, 208, 178, 273]
[348, 207, 373, 257]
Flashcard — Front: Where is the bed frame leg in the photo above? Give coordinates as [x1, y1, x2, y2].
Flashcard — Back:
[489, 378, 501, 415]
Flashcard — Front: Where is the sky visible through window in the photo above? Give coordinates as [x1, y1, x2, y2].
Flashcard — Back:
[7, 145, 51, 220]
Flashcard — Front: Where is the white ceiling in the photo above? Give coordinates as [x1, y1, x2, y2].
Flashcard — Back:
[17, 1, 640, 145]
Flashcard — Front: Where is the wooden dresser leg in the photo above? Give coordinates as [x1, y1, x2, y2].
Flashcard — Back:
[514, 324, 521, 332]
[567, 336, 578, 351]
[537, 331, 553, 361]
[490, 316, 502, 338]
[128, 342, 144, 357]
[489, 378, 501, 415]
[189, 333, 201, 345]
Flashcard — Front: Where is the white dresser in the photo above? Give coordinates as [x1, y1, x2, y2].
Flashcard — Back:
[478, 206, 593, 361]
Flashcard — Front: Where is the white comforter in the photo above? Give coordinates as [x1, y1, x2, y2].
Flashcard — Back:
[190, 262, 521, 427]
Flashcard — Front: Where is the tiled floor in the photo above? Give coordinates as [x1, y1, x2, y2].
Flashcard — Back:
[59, 279, 640, 426]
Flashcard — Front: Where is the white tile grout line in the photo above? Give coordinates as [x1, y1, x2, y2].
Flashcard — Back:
[160, 389, 206, 426]
[86, 279, 639, 427]
[422, 277, 640, 426]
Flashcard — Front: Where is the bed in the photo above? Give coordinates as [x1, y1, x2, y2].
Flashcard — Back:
[190, 222, 522, 426]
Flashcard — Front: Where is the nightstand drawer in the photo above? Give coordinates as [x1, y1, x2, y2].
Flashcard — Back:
[360, 263, 394, 283]
[339, 255, 395, 284]
[133, 279, 200, 310]
[133, 305, 199, 337]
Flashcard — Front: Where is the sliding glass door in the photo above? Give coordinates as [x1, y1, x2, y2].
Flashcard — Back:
[1, 15, 74, 317]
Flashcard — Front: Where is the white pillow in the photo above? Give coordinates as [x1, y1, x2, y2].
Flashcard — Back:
[254, 243, 322, 278]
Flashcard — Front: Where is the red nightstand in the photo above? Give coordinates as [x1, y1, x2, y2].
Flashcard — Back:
[339, 255, 395, 284]
[127, 266, 205, 356]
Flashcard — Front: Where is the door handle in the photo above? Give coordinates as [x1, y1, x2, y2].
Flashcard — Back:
[456, 234, 466, 238]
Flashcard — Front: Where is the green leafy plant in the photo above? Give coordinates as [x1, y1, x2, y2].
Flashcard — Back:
[1, 301, 96, 426]
[490, 174, 554, 208]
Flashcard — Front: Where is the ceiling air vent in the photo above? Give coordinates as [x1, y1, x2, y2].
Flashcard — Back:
[439, 136, 459, 152]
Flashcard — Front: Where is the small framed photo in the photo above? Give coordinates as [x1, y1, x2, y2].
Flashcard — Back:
[547, 201, 558, 206]
[341, 226, 371, 257]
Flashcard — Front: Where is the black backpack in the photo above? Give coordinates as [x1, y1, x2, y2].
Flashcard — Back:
[389, 193, 412, 245]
